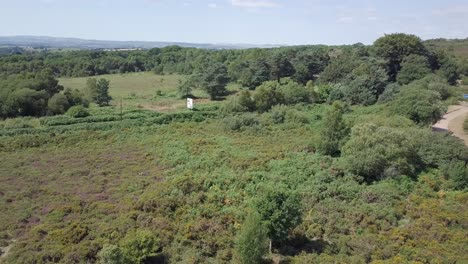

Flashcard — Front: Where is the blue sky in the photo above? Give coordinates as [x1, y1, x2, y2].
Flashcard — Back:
[1, 0, 467, 45]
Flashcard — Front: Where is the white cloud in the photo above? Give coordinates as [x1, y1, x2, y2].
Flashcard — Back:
[230, 0, 279, 8]
[208, 3, 217, 8]
[432, 6, 468, 16]
[337, 16, 353, 23]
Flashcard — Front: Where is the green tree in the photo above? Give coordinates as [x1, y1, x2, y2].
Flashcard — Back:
[86, 78, 112, 106]
[120, 230, 160, 264]
[278, 78, 313, 105]
[238, 60, 271, 89]
[438, 56, 460, 85]
[319, 51, 361, 84]
[396, 55, 432, 85]
[268, 52, 294, 82]
[254, 187, 301, 246]
[292, 49, 329, 84]
[318, 101, 349, 156]
[66, 105, 90, 118]
[374, 33, 428, 81]
[342, 123, 418, 181]
[390, 87, 446, 125]
[177, 79, 193, 99]
[200, 63, 229, 100]
[221, 90, 255, 113]
[64, 88, 89, 107]
[235, 211, 269, 264]
[47, 93, 70, 115]
[98, 245, 128, 264]
[253, 81, 284, 112]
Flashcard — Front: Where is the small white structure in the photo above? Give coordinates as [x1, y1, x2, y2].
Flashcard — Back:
[187, 98, 194, 110]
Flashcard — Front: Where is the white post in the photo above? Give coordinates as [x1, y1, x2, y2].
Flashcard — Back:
[187, 98, 194, 110]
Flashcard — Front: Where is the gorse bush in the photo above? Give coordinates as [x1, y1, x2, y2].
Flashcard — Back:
[66, 105, 90, 118]
[222, 113, 260, 132]
[342, 123, 419, 181]
[390, 87, 446, 125]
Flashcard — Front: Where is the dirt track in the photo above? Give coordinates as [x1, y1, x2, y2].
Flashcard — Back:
[432, 104, 468, 145]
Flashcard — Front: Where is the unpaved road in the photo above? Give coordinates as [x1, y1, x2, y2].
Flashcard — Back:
[432, 104, 468, 145]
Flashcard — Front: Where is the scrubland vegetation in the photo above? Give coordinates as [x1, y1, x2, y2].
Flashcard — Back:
[0, 34, 468, 263]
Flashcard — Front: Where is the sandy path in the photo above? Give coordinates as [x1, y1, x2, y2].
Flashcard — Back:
[432, 104, 468, 145]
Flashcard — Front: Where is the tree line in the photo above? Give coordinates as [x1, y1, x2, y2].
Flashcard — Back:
[0, 33, 465, 119]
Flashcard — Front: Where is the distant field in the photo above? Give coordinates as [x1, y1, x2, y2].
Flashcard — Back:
[426, 39, 468, 59]
[59, 72, 212, 112]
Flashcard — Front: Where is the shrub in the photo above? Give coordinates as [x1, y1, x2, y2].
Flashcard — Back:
[378, 83, 401, 103]
[440, 160, 468, 190]
[221, 90, 255, 114]
[342, 123, 418, 181]
[318, 101, 349, 156]
[120, 230, 160, 264]
[253, 81, 284, 113]
[98, 245, 127, 264]
[390, 88, 445, 126]
[278, 78, 313, 105]
[396, 55, 432, 85]
[254, 187, 302, 245]
[47, 93, 70, 115]
[222, 114, 260, 132]
[66, 105, 90, 118]
[235, 211, 269, 264]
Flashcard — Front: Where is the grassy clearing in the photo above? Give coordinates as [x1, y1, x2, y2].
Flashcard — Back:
[59, 72, 212, 111]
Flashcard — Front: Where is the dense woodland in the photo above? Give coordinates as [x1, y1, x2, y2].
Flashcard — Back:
[0, 33, 467, 263]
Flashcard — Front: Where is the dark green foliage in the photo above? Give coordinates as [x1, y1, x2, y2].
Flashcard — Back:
[278, 78, 314, 105]
[98, 245, 127, 264]
[268, 51, 294, 82]
[318, 101, 349, 156]
[120, 230, 160, 264]
[374, 33, 429, 80]
[440, 160, 468, 190]
[313, 83, 333, 103]
[221, 90, 255, 113]
[329, 78, 377, 106]
[238, 59, 271, 89]
[222, 113, 260, 131]
[342, 123, 418, 181]
[254, 187, 301, 245]
[0, 70, 64, 118]
[397, 54, 432, 85]
[64, 87, 89, 107]
[200, 63, 229, 99]
[390, 87, 445, 125]
[235, 211, 269, 264]
[438, 55, 460, 85]
[328, 60, 389, 106]
[319, 51, 361, 84]
[264, 105, 309, 125]
[253, 81, 284, 112]
[47, 93, 70, 115]
[292, 49, 329, 84]
[177, 79, 193, 99]
[378, 83, 401, 103]
[66, 105, 90, 118]
[86, 78, 112, 106]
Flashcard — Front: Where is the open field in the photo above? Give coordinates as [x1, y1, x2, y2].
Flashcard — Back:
[59, 72, 213, 112]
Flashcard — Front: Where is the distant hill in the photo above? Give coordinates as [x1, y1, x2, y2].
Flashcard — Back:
[425, 38, 468, 59]
[0, 35, 279, 50]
